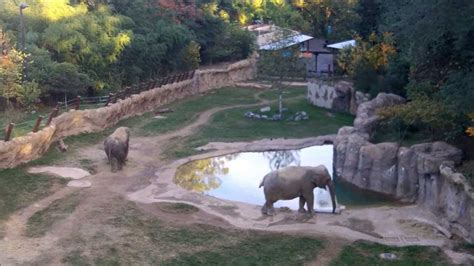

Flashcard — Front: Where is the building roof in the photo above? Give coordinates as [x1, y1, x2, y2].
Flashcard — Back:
[327, 40, 356, 49]
[245, 24, 314, 50]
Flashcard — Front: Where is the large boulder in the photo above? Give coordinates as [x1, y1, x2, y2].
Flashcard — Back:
[353, 93, 405, 135]
[396, 147, 418, 202]
[412, 142, 462, 175]
[354, 142, 400, 195]
[433, 163, 473, 243]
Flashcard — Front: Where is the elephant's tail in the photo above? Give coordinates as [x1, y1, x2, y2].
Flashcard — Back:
[259, 176, 266, 188]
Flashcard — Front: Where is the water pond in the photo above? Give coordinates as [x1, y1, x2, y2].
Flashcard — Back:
[174, 145, 392, 212]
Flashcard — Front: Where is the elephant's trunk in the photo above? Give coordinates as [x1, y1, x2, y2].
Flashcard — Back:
[327, 180, 336, 213]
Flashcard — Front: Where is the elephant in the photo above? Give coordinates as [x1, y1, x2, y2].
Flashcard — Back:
[104, 127, 130, 172]
[259, 165, 336, 216]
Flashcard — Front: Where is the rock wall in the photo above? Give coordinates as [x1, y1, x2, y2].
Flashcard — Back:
[333, 92, 473, 243]
[307, 79, 370, 115]
[0, 58, 257, 169]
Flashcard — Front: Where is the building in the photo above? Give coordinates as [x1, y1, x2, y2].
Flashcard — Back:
[300, 38, 334, 76]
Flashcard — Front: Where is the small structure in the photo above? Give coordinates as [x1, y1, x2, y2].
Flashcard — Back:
[327, 39, 356, 50]
[245, 24, 313, 51]
[300, 38, 334, 76]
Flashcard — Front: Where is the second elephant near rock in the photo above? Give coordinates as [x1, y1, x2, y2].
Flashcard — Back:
[259, 165, 336, 216]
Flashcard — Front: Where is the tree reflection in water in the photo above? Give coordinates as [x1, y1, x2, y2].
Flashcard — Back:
[174, 154, 238, 192]
[262, 150, 301, 171]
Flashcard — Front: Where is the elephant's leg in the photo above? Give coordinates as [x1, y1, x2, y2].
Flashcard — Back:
[261, 201, 268, 215]
[266, 200, 275, 216]
[304, 192, 314, 217]
[298, 196, 307, 213]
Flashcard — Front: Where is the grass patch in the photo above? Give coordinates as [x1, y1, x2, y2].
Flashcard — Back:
[59, 202, 323, 265]
[158, 202, 200, 214]
[163, 234, 322, 265]
[453, 241, 474, 254]
[258, 86, 307, 101]
[140, 87, 260, 136]
[330, 240, 451, 266]
[166, 97, 354, 158]
[0, 168, 66, 221]
[26, 192, 81, 238]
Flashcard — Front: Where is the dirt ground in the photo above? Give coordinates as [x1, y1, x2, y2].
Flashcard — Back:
[0, 94, 473, 265]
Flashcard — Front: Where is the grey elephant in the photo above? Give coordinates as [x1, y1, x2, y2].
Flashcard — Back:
[259, 165, 336, 216]
[104, 127, 130, 172]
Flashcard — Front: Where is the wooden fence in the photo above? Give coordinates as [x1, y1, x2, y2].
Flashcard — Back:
[2, 70, 195, 141]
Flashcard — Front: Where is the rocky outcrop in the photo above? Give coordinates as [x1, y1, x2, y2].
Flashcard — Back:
[422, 163, 474, 243]
[307, 79, 370, 115]
[0, 58, 257, 169]
[353, 93, 405, 135]
[333, 92, 473, 243]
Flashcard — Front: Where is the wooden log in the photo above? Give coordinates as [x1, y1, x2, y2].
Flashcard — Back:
[46, 107, 59, 126]
[56, 138, 68, 152]
[74, 96, 81, 110]
[32, 115, 44, 133]
[4, 123, 14, 141]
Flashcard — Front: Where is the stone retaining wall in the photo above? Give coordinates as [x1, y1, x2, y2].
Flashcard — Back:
[333, 93, 473, 243]
[307, 79, 370, 115]
[0, 58, 257, 169]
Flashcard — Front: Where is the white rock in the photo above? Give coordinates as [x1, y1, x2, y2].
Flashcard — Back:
[28, 166, 91, 179]
[67, 180, 92, 188]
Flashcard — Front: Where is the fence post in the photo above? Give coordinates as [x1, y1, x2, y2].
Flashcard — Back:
[4, 123, 14, 141]
[46, 107, 59, 126]
[74, 96, 81, 110]
[104, 93, 113, 107]
[32, 115, 44, 133]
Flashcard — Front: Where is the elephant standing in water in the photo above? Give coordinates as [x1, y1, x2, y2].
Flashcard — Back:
[259, 165, 336, 216]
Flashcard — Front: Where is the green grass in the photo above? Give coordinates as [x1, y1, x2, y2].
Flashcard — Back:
[258, 86, 307, 101]
[140, 87, 260, 135]
[330, 240, 451, 266]
[25, 192, 81, 237]
[0, 168, 66, 221]
[165, 97, 354, 158]
[163, 234, 322, 265]
[59, 202, 323, 265]
[158, 202, 200, 214]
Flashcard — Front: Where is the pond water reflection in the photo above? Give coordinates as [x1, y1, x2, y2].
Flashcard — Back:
[174, 145, 391, 212]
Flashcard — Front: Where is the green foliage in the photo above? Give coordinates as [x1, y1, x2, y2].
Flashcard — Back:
[298, 0, 359, 41]
[189, 14, 254, 65]
[179, 41, 201, 71]
[337, 32, 397, 96]
[355, 0, 381, 38]
[377, 95, 465, 141]
[16, 81, 41, 107]
[29, 46, 92, 96]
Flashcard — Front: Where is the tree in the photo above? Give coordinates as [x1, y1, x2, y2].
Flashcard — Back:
[0, 31, 40, 109]
[298, 0, 359, 41]
[355, 0, 380, 38]
[336, 32, 396, 96]
[258, 27, 304, 118]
